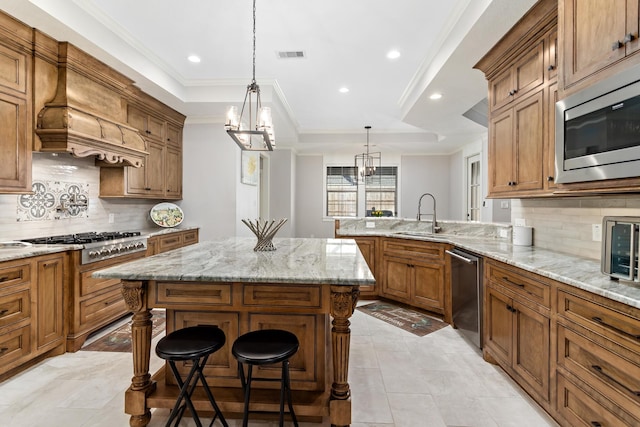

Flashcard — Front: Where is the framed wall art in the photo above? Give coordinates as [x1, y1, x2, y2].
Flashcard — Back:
[241, 151, 259, 185]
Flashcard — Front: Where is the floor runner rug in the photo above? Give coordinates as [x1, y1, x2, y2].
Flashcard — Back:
[81, 309, 166, 352]
[357, 301, 448, 337]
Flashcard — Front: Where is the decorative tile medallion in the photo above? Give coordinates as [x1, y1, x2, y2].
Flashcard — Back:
[17, 180, 89, 221]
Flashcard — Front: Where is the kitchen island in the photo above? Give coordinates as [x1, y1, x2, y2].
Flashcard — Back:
[92, 237, 374, 427]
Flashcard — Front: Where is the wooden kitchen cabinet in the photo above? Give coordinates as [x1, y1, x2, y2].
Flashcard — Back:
[488, 89, 545, 195]
[0, 254, 66, 380]
[554, 284, 640, 426]
[476, 0, 557, 198]
[99, 91, 185, 200]
[560, 0, 640, 95]
[0, 12, 32, 194]
[484, 260, 551, 405]
[380, 238, 448, 318]
[488, 40, 545, 112]
[146, 228, 199, 256]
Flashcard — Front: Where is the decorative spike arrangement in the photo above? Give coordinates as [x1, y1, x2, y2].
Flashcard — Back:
[242, 218, 288, 251]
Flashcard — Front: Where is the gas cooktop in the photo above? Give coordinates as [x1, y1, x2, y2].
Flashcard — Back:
[21, 231, 142, 245]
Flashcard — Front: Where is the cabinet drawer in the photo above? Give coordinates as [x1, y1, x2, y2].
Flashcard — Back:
[557, 372, 639, 427]
[157, 234, 183, 253]
[0, 261, 30, 290]
[181, 230, 198, 246]
[486, 261, 550, 307]
[80, 270, 121, 297]
[79, 288, 127, 329]
[382, 239, 445, 261]
[557, 323, 640, 420]
[155, 282, 232, 306]
[558, 289, 640, 350]
[243, 284, 322, 308]
[0, 289, 30, 328]
[0, 324, 31, 368]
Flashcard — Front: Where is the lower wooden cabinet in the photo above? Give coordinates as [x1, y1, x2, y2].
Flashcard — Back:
[484, 260, 551, 405]
[380, 238, 448, 317]
[146, 228, 199, 255]
[0, 253, 66, 380]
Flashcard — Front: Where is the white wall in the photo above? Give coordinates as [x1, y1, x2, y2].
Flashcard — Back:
[400, 155, 451, 220]
[269, 149, 296, 237]
[294, 155, 334, 238]
[181, 123, 245, 240]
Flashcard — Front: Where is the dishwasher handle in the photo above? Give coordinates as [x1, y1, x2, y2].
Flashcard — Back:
[446, 249, 478, 265]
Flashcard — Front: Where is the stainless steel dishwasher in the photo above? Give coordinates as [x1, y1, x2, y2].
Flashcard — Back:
[446, 248, 483, 348]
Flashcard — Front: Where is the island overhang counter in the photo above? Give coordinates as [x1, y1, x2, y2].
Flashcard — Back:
[92, 237, 374, 427]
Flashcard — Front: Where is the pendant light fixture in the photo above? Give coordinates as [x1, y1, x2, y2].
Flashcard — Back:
[225, 0, 275, 151]
[355, 126, 381, 183]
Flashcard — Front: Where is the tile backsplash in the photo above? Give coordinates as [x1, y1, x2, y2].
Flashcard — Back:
[0, 153, 162, 240]
[512, 196, 640, 260]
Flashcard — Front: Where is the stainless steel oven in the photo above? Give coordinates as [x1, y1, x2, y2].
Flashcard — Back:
[447, 248, 483, 349]
[555, 63, 640, 184]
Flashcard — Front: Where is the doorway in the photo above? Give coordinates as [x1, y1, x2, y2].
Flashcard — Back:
[466, 154, 481, 221]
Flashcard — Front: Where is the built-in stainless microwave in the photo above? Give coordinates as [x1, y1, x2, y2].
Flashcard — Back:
[602, 216, 639, 282]
[555, 63, 640, 184]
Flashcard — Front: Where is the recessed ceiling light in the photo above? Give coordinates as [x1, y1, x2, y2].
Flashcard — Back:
[188, 55, 201, 63]
[386, 50, 401, 59]
[339, 87, 349, 93]
[429, 92, 443, 100]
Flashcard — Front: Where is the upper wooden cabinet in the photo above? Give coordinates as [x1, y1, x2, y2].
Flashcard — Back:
[100, 91, 185, 200]
[476, 0, 558, 198]
[489, 40, 545, 112]
[0, 12, 32, 194]
[560, 0, 640, 95]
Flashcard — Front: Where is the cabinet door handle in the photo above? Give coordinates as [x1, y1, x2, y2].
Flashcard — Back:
[0, 309, 8, 316]
[547, 65, 555, 71]
[592, 316, 640, 340]
[591, 365, 640, 397]
[0, 275, 9, 282]
[505, 304, 516, 313]
[624, 33, 635, 44]
[612, 40, 623, 50]
[547, 176, 554, 182]
[0, 347, 8, 354]
[145, 187, 152, 191]
[590, 423, 602, 427]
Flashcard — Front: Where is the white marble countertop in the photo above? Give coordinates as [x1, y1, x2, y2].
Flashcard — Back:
[338, 229, 640, 309]
[92, 237, 375, 286]
[0, 226, 198, 263]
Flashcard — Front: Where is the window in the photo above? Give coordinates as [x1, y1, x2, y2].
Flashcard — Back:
[365, 166, 397, 216]
[466, 154, 481, 221]
[326, 166, 358, 216]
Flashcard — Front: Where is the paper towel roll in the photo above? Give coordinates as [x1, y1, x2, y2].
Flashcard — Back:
[513, 226, 533, 246]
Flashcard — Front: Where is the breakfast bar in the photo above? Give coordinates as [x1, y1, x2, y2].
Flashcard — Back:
[92, 237, 374, 427]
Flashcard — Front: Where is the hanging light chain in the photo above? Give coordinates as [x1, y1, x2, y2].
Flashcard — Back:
[252, 0, 257, 83]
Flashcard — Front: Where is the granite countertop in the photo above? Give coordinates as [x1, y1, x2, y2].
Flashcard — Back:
[338, 229, 640, 310]
[0, 226, 198, 263]
[92, 237, 375, 286]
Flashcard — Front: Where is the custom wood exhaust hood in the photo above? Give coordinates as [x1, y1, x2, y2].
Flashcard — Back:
[34, 40, 147, 167]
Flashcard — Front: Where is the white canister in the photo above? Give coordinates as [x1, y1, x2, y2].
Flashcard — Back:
[513, 226, 533, 246]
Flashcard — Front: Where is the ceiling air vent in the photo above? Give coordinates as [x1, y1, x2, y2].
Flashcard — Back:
[277, 51, 305, 59]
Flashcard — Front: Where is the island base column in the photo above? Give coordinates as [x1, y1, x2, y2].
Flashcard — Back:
[122, 280, 154, 427]
[330, 285, 360, 427]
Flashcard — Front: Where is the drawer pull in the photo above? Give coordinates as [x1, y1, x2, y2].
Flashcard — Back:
[592, 316, 640, 340]
[505, 304, 516, 313]
[590, 422, 602, 427]
[591, 365, 640, 397]
[0, 347, 8, 354]
[0, 309, 8, 316]
[0, 276, 8, 282]
[501, 276, 525, 288]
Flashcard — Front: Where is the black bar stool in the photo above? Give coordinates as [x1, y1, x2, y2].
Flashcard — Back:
[155, 325, 229, 427]
[232, 329, 299, 427]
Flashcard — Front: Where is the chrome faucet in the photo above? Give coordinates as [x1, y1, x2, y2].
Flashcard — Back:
[417, 193, 439, 233]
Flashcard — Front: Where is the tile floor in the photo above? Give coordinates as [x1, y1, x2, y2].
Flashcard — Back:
[0, 303, 560, 427]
